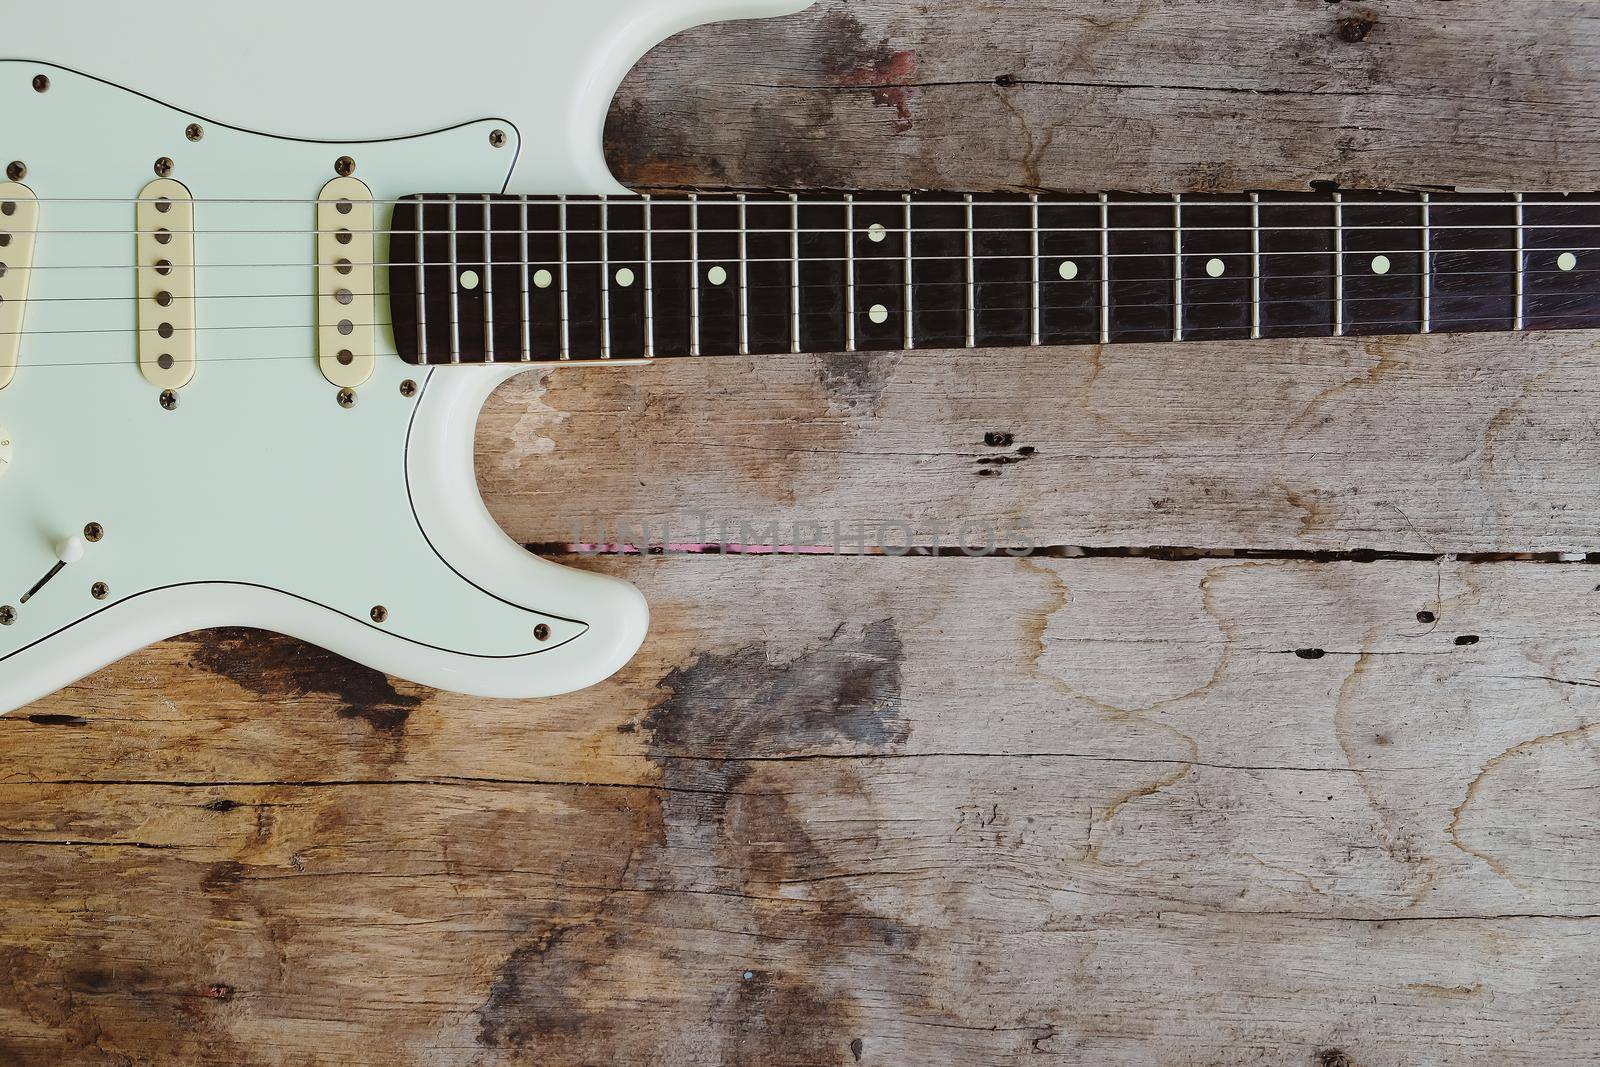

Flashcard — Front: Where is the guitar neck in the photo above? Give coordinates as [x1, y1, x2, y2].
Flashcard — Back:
[388, 191, 1600, 365]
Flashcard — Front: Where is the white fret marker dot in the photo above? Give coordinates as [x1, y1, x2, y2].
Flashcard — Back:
[868, 304, 889, 324]
[1558, 252, 1579, 272]
[533, 269, 553, 289]
[615, 267, 635, 288]
[1371, 255, 1391, 275]
[868, 223, 887, 243]
[1059, 260, 1078, 281]
[708, 265, 728, 286]
[1206, 258, 1226, 278]
[459, 269, 480, 290]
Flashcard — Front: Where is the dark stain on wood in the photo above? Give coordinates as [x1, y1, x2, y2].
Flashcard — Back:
[202, 798, 240, 813]
[1336, 9, 1376, 42]
[475, 924, 594, 1049]
[1317, 1049, 1357, 1067]
[643, 617, 907, 758]
[817, 10, 919, 134]
[604, 98, 731, 191]
[65, 966, 119, 993]
[818, 352, 896, 414]
[472, 621, 910, 1061]
[721, 968, 847, 1066]
[188, 628, 421, 734]
[201, 860, 247, 897]
[984, 431, 1015, 447]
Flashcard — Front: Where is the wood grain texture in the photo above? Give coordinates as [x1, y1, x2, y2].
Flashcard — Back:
[9, 556, 1600, 1064]
[479, 332, 1600, 555]
[605, 0, 1600, 194]
[10, 0, 1600, 1063]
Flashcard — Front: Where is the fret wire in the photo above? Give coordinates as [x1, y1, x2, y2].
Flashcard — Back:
[689, 194, 701, 357]
[845, 193, 857, 353]
[790, 192, 802, 354]
[600, 198, 612, 359]
[518, 198, 531, 362]
[558, 196, 570, 360]
[415, 201, 429, 364]
[1514, 192, 1526, 331]
[1029, 193, 1041, 346]
[447, 193, 461, 364]
[964, 193, 976, 349]
[1420, 193, 1431, 335]
[643, 195, 655, 359]
[1249, 192, 1261, 340]
[482, 194, 495, 362]
[1097, 193, 1110, 345]
[1333, 191, 1345, 338]
[737, 192, 750, 356]
[903, 194, 914, 351]
[1172, 194, 1184, 343]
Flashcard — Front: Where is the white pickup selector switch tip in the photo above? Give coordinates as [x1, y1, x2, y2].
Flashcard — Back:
[55, 536, 86, 564]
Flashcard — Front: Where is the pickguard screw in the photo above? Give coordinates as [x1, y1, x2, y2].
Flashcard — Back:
[399, 379, 417, 398]
[6, 161, 25, 182]
[335, 155, 356, 177]
[0, 606, 14, 625]
[83, 522, 104, 543]
[370, 605, 388, 624]
[31, 74, 49, 93]
[337, 388, 357, 408]
[489, 129, 507, 148]
[154, 157, 174, 178]
[534, 623, 551, 641]
[185, 123, 204, 142]
[91, 582, 109, 600]
[159, 389, 178, 410]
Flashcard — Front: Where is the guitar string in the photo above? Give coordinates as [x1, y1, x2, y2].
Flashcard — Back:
[9, 245, 1599, 271]
[10, 220, 1600, 237]
[4, 306, 1593, 368]
[4, 261, 1596, 305]
[9, 221, 1600, 242]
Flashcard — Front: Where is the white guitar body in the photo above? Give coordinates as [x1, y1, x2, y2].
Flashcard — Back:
[0, 0, 812, 715]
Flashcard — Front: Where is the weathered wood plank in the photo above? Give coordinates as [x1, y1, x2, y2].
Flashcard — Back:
[7, 556, 1600, 1063]
[607, 0, 1600, 193]
[477, 332, 1600, 554]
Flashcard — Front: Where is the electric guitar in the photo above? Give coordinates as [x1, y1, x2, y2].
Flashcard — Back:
[1, 0, 1596, 716]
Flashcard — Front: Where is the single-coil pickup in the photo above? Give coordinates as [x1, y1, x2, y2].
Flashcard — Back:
[136, 178, 197, 390]
[318, 176, 375, 388]
[0, 182, 38, 391]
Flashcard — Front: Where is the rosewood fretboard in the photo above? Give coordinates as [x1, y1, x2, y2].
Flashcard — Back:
[387, 191, 1600, 364]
